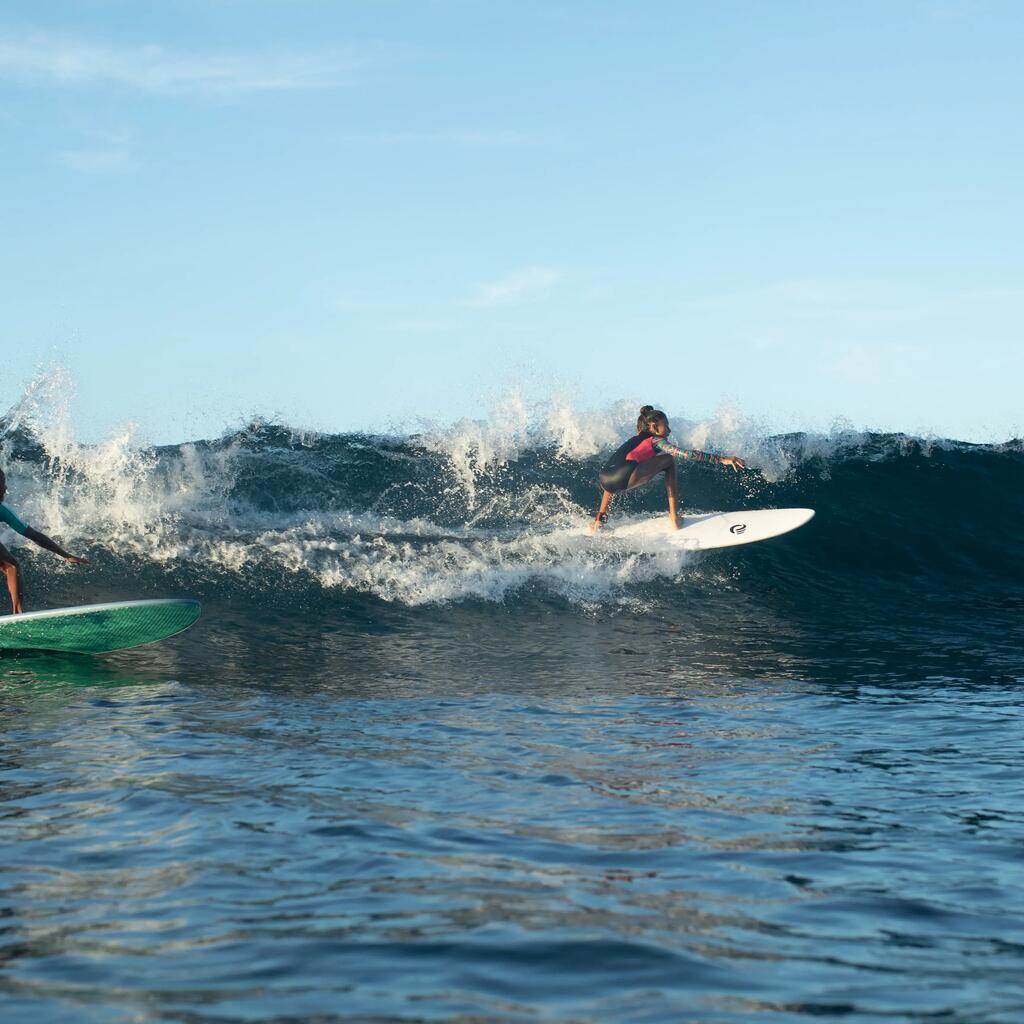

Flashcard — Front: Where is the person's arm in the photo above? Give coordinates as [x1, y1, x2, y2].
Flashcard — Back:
[24, 527, 89, 565]
[652, 437, 746, 470]
[592, 489, 614, 531]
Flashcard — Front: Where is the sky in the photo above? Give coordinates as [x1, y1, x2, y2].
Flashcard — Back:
[1, 0, 1022, 445]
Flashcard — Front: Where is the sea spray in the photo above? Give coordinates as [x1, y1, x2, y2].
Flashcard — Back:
[3, 371, 1023, 609]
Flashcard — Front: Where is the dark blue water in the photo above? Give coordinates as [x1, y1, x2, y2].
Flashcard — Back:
[2, 412, 1023, 1021]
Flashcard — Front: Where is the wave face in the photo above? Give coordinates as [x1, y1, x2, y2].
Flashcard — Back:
[2, 375, 1023, 617]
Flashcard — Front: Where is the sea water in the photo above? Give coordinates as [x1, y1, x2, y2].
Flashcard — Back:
[2, 380, 1023, 1022]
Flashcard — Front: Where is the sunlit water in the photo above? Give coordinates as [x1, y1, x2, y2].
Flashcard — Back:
[3, 597, 1023, 1023]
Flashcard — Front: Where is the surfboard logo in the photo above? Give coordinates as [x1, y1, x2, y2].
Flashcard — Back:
[729, 523, 747, 535]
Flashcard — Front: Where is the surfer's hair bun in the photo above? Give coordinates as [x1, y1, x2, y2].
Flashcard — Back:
[637, 406, 667, 433]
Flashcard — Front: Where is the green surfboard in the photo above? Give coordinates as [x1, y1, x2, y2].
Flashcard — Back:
[0, 599, 201, 654]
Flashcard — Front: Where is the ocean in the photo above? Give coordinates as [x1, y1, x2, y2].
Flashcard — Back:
[2, 390, 1023, 1023]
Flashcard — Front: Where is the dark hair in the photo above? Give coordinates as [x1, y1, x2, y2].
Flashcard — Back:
[636, 405, 668, 433]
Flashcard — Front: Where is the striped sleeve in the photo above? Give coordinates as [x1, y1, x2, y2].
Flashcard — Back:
[652, 438, 721, 464]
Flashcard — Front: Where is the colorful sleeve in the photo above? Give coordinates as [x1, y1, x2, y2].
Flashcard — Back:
[0, 503, 30, 536]
[652, 438, 721, 464]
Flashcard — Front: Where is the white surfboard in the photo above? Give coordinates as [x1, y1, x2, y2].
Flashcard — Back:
[609, 508, 814, 550]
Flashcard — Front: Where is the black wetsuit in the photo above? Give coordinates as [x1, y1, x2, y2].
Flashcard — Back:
[598, 432, 651, 494]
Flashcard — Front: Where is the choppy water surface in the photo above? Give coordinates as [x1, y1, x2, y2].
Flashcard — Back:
[3, 607, 1023, 1023]
[2, 386, 1024, 1021]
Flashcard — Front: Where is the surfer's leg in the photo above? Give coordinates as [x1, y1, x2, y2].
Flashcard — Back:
[595, 463, 633, 528]
[0, 544, 22, 614]
[626, 453, 672, 489]
[664, 458, 679, 529]
[626, 455, 680, 529]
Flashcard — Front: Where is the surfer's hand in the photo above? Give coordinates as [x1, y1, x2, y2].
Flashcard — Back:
[65, 555, 89, 566]
[720, 456, 746, 473]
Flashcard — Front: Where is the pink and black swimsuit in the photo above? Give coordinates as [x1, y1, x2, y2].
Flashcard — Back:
[599, 432, 720, 493]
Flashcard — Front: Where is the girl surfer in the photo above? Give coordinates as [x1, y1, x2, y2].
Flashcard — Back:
[0, 468, 89, 614]
[594, 406, 746, 531]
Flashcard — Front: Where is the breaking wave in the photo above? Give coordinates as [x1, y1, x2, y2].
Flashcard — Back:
[2, 370, 1022, 610]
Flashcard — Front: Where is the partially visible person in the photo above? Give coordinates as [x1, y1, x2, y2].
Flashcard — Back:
[0, 468, 89, 614]
[594, 406, 746, 531]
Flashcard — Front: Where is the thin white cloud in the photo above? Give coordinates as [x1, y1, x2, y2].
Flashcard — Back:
[821, 344, 884, 383]
[368, 129, 537, 147]
[463, 266, 563, 309]
[57, 145, 133, 174]
[57, 125, 135, 174]
[920, 0, 990, 22]
[0, 32, 373, 95]
[678, 277, 870, 314]
[821, 342, 922, 383]
[677, 277, 1024, 323]
[381, 318, 460, 334]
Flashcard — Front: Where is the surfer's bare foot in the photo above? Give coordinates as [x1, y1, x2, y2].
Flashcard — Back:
[668, 516, 680, 530]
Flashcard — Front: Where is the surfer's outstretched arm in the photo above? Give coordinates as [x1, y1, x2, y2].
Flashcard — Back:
[24, 527, 89, 565]
[592, 490, 614, 531]
[652, 438, 746, 472]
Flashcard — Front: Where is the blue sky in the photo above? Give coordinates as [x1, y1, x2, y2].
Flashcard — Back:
[2, 0, 1022, 444]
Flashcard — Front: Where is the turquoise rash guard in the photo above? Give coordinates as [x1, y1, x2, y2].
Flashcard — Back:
[0, 503, 29, 537]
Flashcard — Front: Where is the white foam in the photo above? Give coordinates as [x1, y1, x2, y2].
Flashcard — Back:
[232, 514, 700, 606]
[0, 368, 981, 606]
[416, 391, 797, 502]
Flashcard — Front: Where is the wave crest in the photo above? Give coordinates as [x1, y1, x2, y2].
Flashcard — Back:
[3, 371, 1023, 607]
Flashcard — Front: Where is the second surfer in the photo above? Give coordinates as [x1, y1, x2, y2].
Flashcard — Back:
[594, 406, 746, 531]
